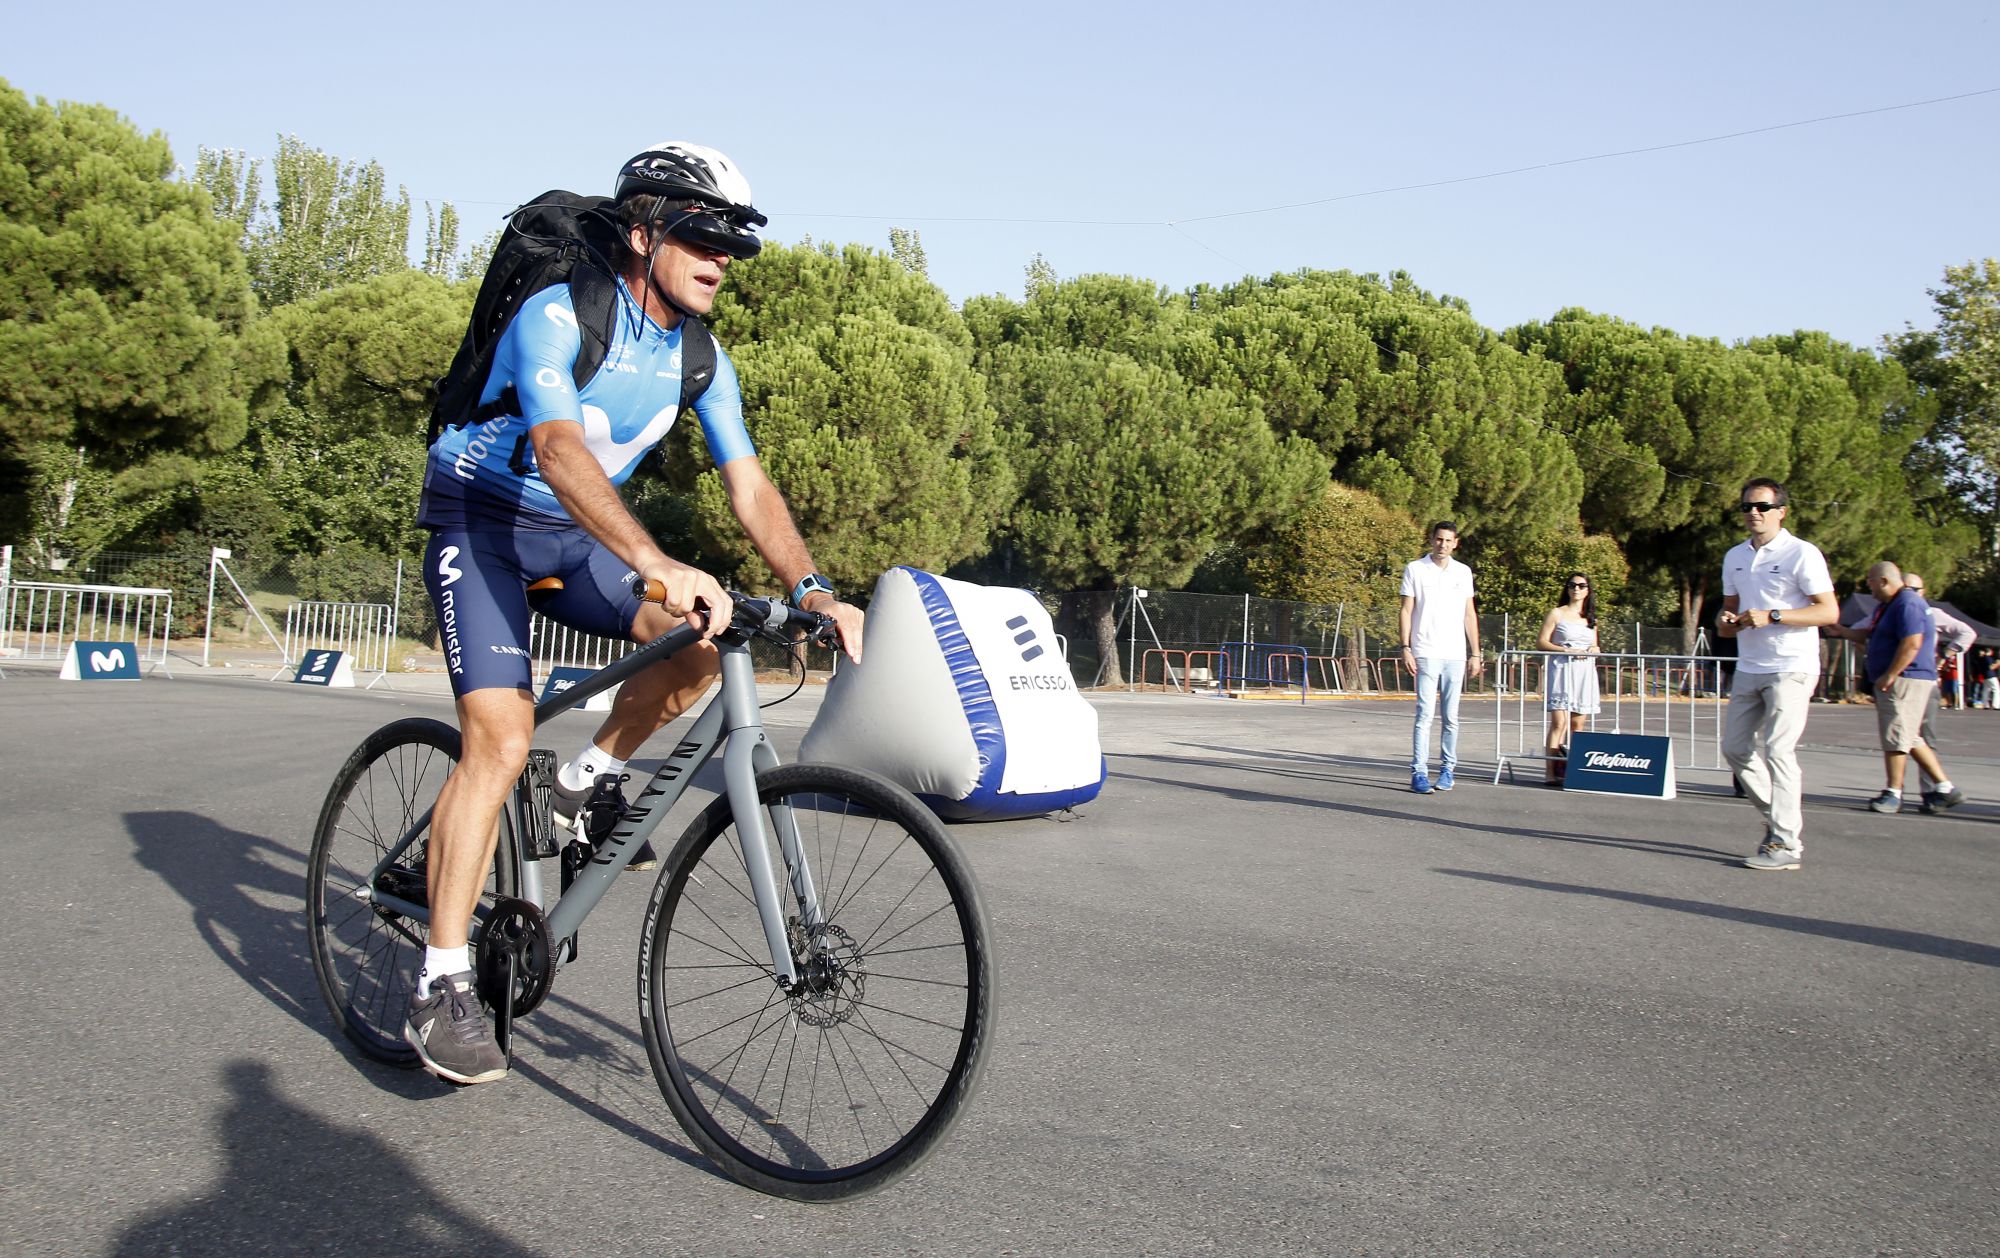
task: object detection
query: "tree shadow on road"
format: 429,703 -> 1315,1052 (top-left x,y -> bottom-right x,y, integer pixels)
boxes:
111,1059 -> 541,1256
1438,868 -> 2000,967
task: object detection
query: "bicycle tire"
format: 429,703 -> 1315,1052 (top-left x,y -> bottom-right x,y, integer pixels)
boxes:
638,763 -> 995,1200
306,717 -> 516,1064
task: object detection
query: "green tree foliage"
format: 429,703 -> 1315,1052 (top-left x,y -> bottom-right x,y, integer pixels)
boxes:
1890,258 -> 2000,533
422,202 -> 461,278
0,80 -> 283,559
886,227 -> 927,278
190,146 -> 260,242
245,136 -> 411,307
966,273 -> 1195,369
1243,481 -> 1423,608
687,308 -> 1016,595
1195,270 -> 1583,541
981,339 -> 1327,682
707,239 -> 966,350
267,269 -> 471,437
1023,253 -> 1057,300
1467,531 -> 1630,646
1508,311 -> 1965,643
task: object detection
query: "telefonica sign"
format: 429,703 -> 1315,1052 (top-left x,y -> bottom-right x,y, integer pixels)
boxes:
1565,733 -> 1676,799
1580,749 -> 1655,773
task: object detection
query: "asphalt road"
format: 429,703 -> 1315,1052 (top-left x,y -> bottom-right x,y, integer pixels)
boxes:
1,671 -> 1995,1256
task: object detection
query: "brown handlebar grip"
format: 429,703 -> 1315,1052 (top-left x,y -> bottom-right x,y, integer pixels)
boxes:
636,578 -> 668,605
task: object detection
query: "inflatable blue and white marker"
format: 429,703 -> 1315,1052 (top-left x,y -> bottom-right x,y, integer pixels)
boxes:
801,567 -> 1105,820
60,640 -> 142,681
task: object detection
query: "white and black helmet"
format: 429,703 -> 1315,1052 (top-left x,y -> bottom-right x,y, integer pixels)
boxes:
615,142 -> 767,259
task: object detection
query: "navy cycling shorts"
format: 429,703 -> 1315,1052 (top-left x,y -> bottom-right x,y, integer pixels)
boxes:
424,527 -> 640,696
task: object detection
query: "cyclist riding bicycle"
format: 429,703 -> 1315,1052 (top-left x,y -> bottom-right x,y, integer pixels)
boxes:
409,142 -> 864,1085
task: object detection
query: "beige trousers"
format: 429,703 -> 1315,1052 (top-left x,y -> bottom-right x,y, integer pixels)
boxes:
1723,670 -> 1816,852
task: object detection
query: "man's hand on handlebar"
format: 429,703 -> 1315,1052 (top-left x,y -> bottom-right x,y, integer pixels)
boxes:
636,562 -> 731,640
801,595 -> 864,665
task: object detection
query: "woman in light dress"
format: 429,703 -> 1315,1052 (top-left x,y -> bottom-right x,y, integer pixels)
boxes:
1535,572 -> 1601,786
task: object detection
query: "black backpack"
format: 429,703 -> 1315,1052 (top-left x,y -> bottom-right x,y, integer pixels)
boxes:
427,191 -> 717,450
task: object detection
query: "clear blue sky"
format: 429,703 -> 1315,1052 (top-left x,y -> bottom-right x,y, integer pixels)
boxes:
8,1 -> 1995,348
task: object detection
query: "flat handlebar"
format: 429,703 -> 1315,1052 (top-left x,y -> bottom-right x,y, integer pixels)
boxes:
632,582 -> 837,647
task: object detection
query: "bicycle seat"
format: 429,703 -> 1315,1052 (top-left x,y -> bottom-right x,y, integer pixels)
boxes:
528,578 -> 565,593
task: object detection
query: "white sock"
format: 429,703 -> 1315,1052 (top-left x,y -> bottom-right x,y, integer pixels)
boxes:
559,742 -> 627,792
1884,788 -> 1902,800
1936,780 -> 1954,794
418,945 -> 471,998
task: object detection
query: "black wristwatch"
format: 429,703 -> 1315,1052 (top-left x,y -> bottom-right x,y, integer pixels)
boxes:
789,573 -> 836,608
1771,609 -> 1784,624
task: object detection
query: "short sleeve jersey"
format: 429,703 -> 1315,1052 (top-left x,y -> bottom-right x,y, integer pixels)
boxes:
1868,589 -> 1938,682
419,281 -> 756,532
1400,556 -> 1475,661
1721,528 -> 1834,674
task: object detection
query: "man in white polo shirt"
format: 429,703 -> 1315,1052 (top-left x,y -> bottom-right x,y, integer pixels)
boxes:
1717,477 -> 1839,871
1399,520 -> 1483,794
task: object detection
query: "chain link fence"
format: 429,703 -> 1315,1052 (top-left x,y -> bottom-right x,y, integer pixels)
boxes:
1041,587 -> 1709,693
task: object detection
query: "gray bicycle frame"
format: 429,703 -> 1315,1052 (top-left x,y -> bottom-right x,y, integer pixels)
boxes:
364,618 -> 823,987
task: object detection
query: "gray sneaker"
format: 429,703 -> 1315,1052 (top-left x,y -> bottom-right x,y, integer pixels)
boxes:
405,971 -> 507,1084
1743,841 -> 1802,872
1919,787 -> 1966,815
1868,790 -> 1902,815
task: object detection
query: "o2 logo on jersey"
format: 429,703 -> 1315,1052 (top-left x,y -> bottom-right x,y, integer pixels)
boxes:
545,304 -> 579,331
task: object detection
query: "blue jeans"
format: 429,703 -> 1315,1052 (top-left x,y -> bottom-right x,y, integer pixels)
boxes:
1412,657 -> 1466,775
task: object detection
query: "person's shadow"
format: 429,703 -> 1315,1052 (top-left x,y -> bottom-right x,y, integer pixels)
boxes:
124,808 -> 719,1174
113,1060 -> 541,1255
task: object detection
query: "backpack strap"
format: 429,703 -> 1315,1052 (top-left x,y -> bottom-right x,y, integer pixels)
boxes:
462,264 -> 625,430
678,313 -> 717,414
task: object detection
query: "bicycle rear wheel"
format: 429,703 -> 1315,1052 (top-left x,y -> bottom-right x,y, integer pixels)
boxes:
307,717 -> 515,1064
639,764 -> 995,1200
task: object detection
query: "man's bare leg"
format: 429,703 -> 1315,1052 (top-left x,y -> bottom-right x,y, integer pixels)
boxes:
429,687 -> 536,948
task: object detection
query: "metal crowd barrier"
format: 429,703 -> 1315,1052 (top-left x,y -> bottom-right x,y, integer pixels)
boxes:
0,580 -> 175,676
1221,641 -> 1308,703
1494,648 -> 1729,783
279,601 -> 394,686
530,614 -> 635,677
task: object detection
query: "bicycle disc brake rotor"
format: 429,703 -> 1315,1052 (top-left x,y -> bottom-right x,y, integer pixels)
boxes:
785,919 -> 865,1027
477,897 -> 555,1018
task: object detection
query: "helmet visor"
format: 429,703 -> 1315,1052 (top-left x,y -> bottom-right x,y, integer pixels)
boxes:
659,206 -> 767,260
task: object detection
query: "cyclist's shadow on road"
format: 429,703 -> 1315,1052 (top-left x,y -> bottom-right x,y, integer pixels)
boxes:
123,808 -> 715,1173
112,1059 -> 539,1256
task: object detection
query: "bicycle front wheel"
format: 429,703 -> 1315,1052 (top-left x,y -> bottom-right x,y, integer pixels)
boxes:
306,717 -> 515,1064
639,764 -> 995,1200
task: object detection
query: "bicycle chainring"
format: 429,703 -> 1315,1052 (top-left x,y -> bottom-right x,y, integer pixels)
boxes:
477,897 -> 555,1019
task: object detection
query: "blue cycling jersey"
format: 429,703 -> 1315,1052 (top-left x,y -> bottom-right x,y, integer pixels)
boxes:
418,279 -> 755,531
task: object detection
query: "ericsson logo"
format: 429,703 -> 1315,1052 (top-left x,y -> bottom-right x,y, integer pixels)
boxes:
1006,615 -> 1045,663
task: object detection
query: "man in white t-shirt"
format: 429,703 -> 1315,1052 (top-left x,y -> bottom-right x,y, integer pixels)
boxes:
1717,478 -> 1840,871
1399,521 -> 1483,794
